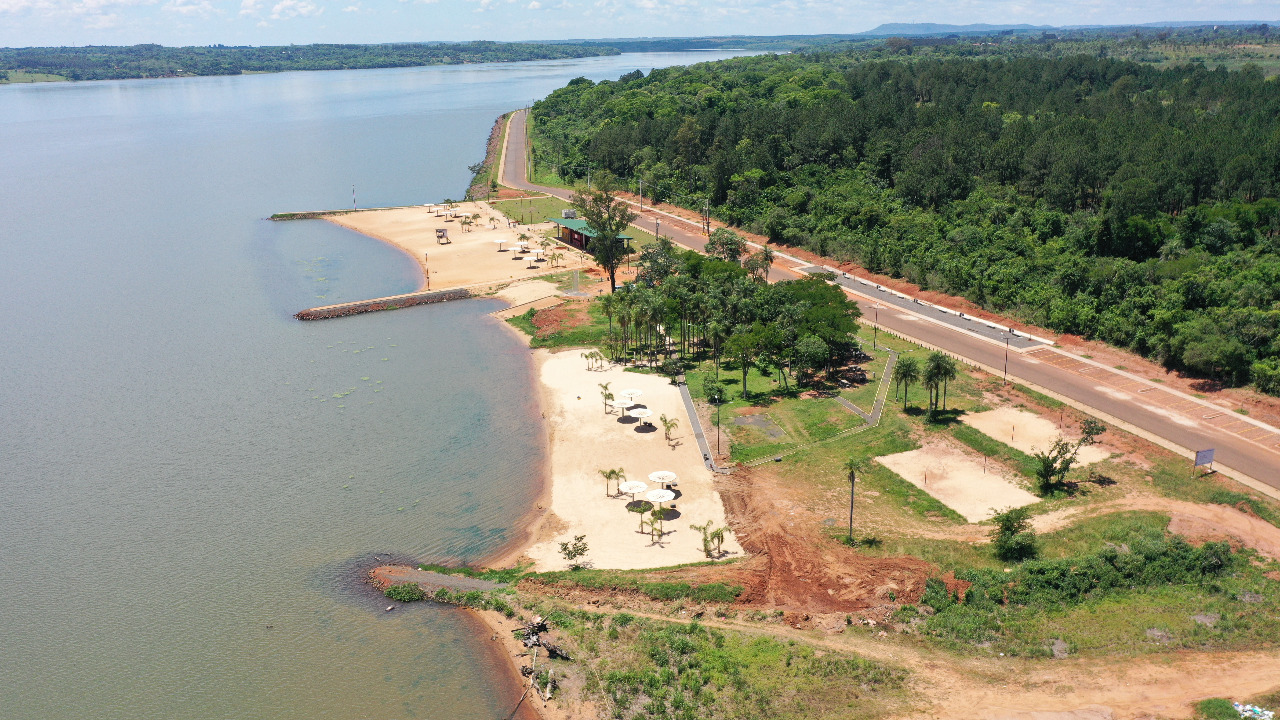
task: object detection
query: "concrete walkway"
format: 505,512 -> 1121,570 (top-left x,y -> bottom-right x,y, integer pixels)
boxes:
677,377 -> 731,473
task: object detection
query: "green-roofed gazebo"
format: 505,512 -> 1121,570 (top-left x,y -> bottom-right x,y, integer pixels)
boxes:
547,218 -> 632,249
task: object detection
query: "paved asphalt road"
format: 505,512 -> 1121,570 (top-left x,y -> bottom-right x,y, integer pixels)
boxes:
501,110 -> 1279,490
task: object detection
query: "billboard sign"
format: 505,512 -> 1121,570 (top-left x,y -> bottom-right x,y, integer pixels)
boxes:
1193,448 -> 1215,468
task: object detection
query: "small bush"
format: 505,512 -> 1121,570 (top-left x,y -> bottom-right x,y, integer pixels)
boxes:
384,583 -> 426,602
920,577 -> 955,613
1195,698 -> 1241,720
991,507 -> 1039,562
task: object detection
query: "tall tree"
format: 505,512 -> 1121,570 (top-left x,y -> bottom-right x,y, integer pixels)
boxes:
571,171 -> 637,293
705,228 -> 747,264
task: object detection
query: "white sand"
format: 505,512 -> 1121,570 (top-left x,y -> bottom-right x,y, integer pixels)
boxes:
524,350 -> 743,570
962,408 -> 1110,465
494,279 -> 560,307
325,202 -> 588,293
878,444 -> 1040,523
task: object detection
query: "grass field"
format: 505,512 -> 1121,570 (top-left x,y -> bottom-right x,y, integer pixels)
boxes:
491,195 -> 571,225
0,71 -> 66,83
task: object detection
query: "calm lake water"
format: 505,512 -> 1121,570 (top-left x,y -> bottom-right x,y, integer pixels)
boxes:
0,52 -> 750,720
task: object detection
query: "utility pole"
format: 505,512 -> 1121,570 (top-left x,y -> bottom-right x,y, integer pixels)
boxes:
352,184 -> 356,210
638,177 -> 643,211
1003,335 -> 1010,384
655,218 -> 660,243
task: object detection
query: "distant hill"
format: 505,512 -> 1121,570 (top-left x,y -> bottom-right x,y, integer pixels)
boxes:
857,23 -> 1052,37
858,20 -> 1276,37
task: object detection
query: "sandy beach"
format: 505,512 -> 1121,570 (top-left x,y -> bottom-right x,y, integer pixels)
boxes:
325,201 -> 590,293
511,349 -> 743,570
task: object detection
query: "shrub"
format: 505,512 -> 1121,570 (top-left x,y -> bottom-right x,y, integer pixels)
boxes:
1195,698 -> 1241,720
991,507 -> 1039,562
384,583 -> 425,602
1253,357 -> 1280,396
920,577 -> 955,613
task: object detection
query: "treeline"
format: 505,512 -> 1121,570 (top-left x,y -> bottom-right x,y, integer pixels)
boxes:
0,42 -> 619,81
530,51 -> 1280,393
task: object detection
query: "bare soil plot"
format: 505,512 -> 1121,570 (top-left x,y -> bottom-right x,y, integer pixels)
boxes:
878,443 -> 1040,522
963,407 -> 1111,465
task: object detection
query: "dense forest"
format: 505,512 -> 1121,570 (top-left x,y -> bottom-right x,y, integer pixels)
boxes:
0,42 -> 618,81
529,45 -> 1280,394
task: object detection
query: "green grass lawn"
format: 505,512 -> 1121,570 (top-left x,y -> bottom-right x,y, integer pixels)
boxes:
0,71 -> 66,83
491,195 -> 572,225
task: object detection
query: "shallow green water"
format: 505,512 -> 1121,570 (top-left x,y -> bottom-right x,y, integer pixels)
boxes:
0,52 -> 749,720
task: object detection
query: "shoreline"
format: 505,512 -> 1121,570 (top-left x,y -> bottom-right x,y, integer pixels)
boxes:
476,319 -> 558,572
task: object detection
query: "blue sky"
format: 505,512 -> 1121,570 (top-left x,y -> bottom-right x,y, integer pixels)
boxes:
0,0 -> 1274,48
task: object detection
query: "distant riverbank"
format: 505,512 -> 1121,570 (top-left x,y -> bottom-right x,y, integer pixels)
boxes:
0,41 -> 619,84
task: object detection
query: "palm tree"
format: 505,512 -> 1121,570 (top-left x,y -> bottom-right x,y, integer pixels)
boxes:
709,525 -> 730,556
843,458 -> 866,542
938,355 -> 958,410
599,381 -> 614,413
893,355 -> 921,411
598,468 -> 624,497
659,414 -> 679,443
758,245 -> 775,280
690,521 -> 714,558
600,293 -> 617,336
924,352 -> 946,411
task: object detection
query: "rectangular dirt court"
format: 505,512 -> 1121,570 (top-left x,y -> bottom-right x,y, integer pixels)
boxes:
878,443 -> 1040,523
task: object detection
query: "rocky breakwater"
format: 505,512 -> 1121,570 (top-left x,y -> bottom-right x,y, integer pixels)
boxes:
295,288 -> 471,320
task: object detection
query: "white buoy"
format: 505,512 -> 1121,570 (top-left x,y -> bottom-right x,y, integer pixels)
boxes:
385,606 -> 394,612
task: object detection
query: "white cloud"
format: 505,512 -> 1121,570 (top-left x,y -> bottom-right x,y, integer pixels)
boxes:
81,9 -> 117,24
238,0 -> 260,14
163,0 -> 215,15
526,0 -> 540,7
341,1 -> 356,9
269,0 -> 320,18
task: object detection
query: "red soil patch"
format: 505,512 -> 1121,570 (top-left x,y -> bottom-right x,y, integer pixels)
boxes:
367,565 -> 410,590
710,465 -> 934,613
531,300 -> 592,338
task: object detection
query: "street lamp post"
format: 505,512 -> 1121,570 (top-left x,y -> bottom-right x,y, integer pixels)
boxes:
872,304 -> 882,350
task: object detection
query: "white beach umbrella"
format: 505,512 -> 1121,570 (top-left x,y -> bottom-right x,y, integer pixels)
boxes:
612,398 -> 634,414
647,470 -> 676,487
492,238 -> 507,250
645,489 -> 675,505
618,389 -> 643,400
630,408 -> 654,422
618,480 -> 648,499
